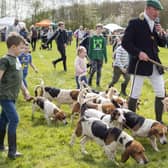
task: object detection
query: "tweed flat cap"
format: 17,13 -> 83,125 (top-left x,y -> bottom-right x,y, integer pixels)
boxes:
147,0 -> 163,10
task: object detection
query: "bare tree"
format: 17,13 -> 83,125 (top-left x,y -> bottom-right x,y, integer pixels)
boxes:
0,0 -> 6,17
31,0 -> 42,23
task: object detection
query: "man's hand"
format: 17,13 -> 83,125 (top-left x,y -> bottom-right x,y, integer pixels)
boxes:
138,51 -> 149,61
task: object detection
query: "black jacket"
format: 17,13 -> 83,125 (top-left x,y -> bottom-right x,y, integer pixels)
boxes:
122,16 -> 166,76
47,28 -> 67,47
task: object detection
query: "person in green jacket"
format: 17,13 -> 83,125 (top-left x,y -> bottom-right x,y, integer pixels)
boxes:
88,23 -> 107,87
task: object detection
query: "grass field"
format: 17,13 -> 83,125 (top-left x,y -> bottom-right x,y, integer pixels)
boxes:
0,39 -> 168,168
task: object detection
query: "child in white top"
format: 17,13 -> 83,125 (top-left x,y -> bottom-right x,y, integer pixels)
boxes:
74,46 -> 87,88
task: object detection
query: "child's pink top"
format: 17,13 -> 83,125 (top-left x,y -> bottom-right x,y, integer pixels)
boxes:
74,56 -> 87,76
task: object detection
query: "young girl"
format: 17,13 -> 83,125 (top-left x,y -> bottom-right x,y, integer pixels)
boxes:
18,42 -> 38,87
74,46 -> 87,89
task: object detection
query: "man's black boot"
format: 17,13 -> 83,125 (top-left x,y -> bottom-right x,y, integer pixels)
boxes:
128,97 -> 138,112
155,97 -> 164,123
120,83 -> 127,96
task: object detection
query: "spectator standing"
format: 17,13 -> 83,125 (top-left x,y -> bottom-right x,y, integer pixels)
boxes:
6,19 -> 21,39
122,0 -> 166,123
79,29 -> 91,55
0,27 -> 6,41
74,46 -> 87,89
88,23 -> 107,87
18,42 -> 38,88
47,26 -> 54,50
30,25 -> 38,51
19,27 -> 28,41
108,37 -> 130,96
46,21 -> 68,71
166,29 -> 168,48
74,26 -> 85,48
67,28 -> 73,45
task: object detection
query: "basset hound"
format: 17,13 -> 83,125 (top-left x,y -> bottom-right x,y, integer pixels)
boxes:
30,96 -> 68,125
70,116 -> 148,165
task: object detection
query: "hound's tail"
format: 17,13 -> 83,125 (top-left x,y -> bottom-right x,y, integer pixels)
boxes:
34,79 -> 45,97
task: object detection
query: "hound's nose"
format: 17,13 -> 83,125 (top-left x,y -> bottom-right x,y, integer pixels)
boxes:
163,141 -> 167,145
144,160 -> 149,164
122,118 -> 126,123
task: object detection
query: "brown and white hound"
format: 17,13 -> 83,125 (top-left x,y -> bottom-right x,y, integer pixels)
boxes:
70,116 -> 148,165
30,96 -> 68,125
34,85 -> 80,107
122,109 -> 167,151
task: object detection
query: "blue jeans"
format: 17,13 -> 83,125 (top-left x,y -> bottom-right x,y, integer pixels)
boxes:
0,100 -> 19,135
75,76 -> 87,89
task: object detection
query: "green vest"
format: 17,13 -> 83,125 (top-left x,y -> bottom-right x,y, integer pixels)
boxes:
0,55 -> 22,100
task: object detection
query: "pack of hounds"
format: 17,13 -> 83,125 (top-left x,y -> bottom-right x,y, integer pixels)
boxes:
28,79 -> 168,165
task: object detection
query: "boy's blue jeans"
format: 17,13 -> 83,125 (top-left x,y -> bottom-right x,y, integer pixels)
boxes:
0,100 -> 19,135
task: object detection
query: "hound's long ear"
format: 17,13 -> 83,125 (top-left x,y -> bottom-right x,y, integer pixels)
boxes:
75,120 -> 83,137
110,109 -> 118,121
121,146 -> 131,162
106,107 -> 112,114
70,90 -> 79,100
148,127 -> 158,137
72,102 -> 80,113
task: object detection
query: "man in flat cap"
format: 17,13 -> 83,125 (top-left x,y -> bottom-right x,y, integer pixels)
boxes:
122,0 -> 166,123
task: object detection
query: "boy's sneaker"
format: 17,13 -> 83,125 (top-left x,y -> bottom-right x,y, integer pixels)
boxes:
8,151 -> 23,159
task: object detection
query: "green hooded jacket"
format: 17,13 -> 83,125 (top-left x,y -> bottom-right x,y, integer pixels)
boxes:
88,35 -> 107,62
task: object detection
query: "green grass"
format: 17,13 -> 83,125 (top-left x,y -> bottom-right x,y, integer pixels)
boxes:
0,39 -> 168,168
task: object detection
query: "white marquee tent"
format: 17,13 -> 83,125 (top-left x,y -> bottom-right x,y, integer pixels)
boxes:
0,17 -> 16,26
0,16 -> 25,28
103,23 -> 124,32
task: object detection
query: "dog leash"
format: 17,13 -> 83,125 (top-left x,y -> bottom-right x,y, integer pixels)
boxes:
148,58 -> 168,71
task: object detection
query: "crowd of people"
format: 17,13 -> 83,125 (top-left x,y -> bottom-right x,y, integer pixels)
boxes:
0,0 -> 168,160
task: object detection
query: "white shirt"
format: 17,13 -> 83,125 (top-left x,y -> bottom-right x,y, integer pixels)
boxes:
144,12 -> 155,32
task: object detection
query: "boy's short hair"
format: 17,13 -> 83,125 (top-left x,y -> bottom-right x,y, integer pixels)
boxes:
6,32 -> 25,49
96,23 -> 103,29
58,21 -> 64,27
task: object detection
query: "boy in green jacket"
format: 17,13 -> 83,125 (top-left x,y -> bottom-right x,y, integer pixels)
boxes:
88,23 -> 107,87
